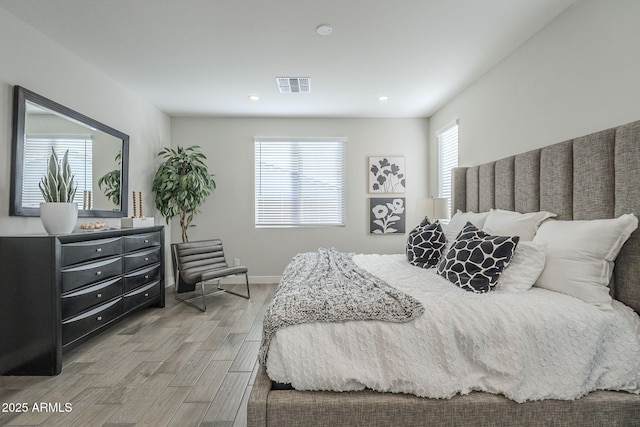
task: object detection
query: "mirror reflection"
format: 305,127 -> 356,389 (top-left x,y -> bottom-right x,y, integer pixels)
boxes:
11,86 -> 129,217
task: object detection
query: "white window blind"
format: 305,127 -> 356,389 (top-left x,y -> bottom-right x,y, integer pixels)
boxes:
438,123 -> 458,218
255,138 -> 346,227
22,135 -> 93,208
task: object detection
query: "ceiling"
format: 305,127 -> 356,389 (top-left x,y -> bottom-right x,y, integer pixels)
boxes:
0,0 -> 576,118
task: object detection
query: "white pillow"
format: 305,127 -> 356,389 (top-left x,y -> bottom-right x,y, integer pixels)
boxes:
483,209 -> 556,241
443,210 -> 490,239
533,213 -> 638,308
442,210 -> 490,253
495,241 -> 547,292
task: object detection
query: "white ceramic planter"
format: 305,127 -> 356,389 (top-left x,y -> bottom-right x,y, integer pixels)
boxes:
39,202 -> 78,234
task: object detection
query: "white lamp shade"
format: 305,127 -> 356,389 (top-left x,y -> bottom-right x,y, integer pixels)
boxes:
416,197 -> 450,221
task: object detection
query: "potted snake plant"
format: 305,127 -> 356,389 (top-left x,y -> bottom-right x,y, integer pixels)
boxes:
39,148 -> 78,234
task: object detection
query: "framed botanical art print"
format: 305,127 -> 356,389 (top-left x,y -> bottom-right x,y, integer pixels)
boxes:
368,156 -> 406,193
369,197 -> 406,234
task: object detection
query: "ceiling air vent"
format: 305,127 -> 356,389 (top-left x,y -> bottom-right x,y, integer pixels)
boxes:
276,77 -> 311,93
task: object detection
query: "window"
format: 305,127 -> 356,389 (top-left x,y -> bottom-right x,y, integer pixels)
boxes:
437,122 -> 458,218
21,135 -> 93,208
255,138 -> 346,227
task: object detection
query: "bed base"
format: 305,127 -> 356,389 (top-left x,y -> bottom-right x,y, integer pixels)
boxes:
248,367 -> 639,427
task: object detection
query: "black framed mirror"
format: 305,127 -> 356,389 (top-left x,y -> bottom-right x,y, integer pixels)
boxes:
10,86 -> 129,218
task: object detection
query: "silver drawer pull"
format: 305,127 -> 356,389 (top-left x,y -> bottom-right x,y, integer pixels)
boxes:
144,275 -> 149,279
96,316 -> 103,321
144,293 -> 149,297
144,239 -> 149,243
96,293 -> 102,298
144,257 -> 149,261
96,271 -> 102,276
96,248 -> 102,253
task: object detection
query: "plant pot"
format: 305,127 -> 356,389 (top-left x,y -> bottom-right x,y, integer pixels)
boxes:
39,202 -> 78,235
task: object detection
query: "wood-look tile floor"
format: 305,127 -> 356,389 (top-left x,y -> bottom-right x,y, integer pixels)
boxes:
0,282 -> 276,427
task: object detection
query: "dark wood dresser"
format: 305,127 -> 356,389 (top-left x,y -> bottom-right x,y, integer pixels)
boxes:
0,226 -> 165,375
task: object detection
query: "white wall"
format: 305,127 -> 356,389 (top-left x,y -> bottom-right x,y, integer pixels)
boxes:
13,0 -> 631,282
0,7 -> 428,285
0,8 -> 170,235
170,117 -> 428,280
428,0 -> 640,194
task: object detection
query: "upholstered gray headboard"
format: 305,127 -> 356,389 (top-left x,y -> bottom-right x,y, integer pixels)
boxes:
451,119 -> 640,314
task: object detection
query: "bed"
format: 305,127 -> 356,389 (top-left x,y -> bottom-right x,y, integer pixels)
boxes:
248,119 -> 640,427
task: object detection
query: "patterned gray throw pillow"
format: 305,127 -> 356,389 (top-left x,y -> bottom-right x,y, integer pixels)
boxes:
437,222 -> 519,293
406,217 -> 446,268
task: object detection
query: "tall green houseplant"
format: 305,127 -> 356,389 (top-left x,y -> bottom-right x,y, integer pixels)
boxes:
152,145 -> 216,242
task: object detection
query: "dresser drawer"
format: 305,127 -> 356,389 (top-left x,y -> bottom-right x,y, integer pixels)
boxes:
123,263 -> 161,293
62,297 -> 122,346
62,237 -> 122,267
124,232 -> 161,253
62,277 -> 123,319
123,281 -> 160,313
62,256 -> 123,293
124,248 -> 161,273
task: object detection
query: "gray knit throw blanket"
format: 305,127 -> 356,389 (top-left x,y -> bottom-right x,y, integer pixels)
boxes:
258,248 -> 425,366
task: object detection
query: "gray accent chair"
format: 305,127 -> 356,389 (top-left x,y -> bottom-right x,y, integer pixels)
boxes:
172,239 -> 250,311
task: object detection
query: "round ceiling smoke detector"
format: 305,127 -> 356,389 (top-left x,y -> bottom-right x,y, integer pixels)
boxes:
316,24 -> 333,36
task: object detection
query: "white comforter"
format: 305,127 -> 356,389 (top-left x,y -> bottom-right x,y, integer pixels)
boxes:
266,254 -> 640,402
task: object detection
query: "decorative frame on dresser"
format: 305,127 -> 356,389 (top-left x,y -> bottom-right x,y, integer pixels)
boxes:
0,226 -> 165,376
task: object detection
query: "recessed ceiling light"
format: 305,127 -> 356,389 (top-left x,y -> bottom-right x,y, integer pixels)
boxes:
378,95 -> 390,102
248,94 -> 260,101
316,24 -> 333,36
